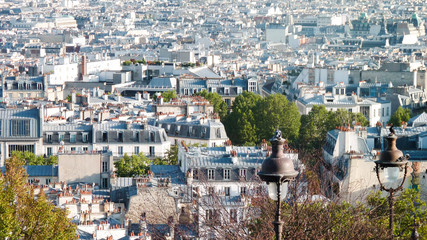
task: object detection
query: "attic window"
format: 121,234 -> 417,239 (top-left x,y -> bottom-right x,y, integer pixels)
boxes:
103,132 -> 108,142
216,128 -> 221,138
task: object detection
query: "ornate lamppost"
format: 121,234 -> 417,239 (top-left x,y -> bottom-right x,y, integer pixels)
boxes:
375,127 -> 410,239
258,130 -> 298,240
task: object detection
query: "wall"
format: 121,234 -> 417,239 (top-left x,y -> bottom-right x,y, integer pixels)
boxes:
58,154 -> 106,185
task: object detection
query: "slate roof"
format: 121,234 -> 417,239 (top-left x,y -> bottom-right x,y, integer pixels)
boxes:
25,165 -> 58,177
43,123 -> 92,132
189,66 -> 222,78
150,165 -> 185,184
409,112 -> 427,127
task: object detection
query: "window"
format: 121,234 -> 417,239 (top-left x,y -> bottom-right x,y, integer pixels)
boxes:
386,107 -> 389,116
47,134 -> 52,143
83,147 -> 88,152
230,209 -> 237,222
192,169 -> 199,180
208,169 -> 215,180
224,169 -> 230,180
102,178 -> 108,188
103,146 -> 109,152
134,132 -> 139,142
46,178 -> 51,185
118,132 -> 123,142
208,187 -> 215,195
134,146 -> 140,154
240,186 -> 247,195
82,133 -> 88,143
71,147 -> 76,152
216,128 -> 221,138
59,133 -> 65,142
102,161 -> 108,172
103,132 -> 108,142
149,146 -> 155,156
8,145 -> 34,157
225,187 -> 230,196
118,146 -> 123,155
10,120 -> 30,136
70,133 -> 76,143
239,169 -> 246,178
47,147 -> 52,156
382,108 -> 384,117
150,132 -> 155,142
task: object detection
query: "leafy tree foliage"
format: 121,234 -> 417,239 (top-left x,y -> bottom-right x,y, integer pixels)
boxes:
163,144 -> 178,165
0,155 -> 76,239
388,106 -> 411,127
152,145 -> 179,165
299,107 -> 369,152
223,93 -> 301,146
195,90 -> 228,119
367,189 -> 427,238
161,90 -> 177,102
223,92 -> 261,145
12,151 -> 58,165
114,153 -> 151,177
254,94 -> 301,145
122,60 -> 132,66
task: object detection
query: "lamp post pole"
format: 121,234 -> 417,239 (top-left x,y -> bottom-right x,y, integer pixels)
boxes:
274,182 -> 283,240
375,129 -> 410,239
257,130 -> 298,240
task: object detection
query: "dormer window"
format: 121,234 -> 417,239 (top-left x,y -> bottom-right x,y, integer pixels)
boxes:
208,169 -> 215,180
240,169 -> 246,178
224,169 -> 230,180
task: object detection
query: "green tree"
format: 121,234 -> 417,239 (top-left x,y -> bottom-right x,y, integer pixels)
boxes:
223,91 -> 262,145
328,109 -> 369,128
114,153 -> 151,177
195,90 -> 228,119
163,144 -> 178,165
299,105 -> 331,151
0,155 -> 76,239
389,107 -> 411,127
122,60 -> 132,66
161,90 -> 177,102
254,94 -> 301,145
152,145 -> 179,165
367,189 -> 427,238
299,107 -> 369,152
12,151 -> 58,165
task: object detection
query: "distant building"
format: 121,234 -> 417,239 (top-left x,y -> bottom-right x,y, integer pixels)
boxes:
178,77 -> 258,106
322,123 -> 427,202
43,122 -> 170,158
296,83 -> 392,127
0,108 -> 43,167
2,75 -> 47,101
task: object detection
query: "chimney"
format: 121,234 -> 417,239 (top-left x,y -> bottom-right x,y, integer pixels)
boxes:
157,96 -> 163,105
103,93 -> 108,100
136,92 -> 141,101
81,55 -> 87,79
71,90 -> 76,103
186,170 -> 193,185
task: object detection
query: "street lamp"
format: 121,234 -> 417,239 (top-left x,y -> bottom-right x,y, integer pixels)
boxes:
375,132 -> 410,239
258,130 -> 298,240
